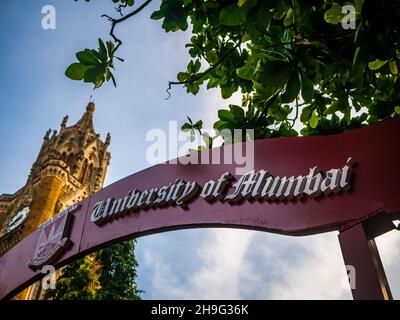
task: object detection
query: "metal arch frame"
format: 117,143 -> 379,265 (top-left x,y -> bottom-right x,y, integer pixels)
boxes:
1,118 -> 400,300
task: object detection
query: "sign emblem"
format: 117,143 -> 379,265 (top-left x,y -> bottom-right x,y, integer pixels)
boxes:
27,203 -> 80,270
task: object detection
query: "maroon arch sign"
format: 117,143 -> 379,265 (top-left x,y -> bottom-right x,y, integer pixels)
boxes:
1,118 -> 400,300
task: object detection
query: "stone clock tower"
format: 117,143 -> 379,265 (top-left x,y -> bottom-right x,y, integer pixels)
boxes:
0,102 -> 110,298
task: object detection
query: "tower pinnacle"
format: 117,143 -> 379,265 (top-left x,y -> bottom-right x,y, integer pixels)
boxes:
74,102 -> 95,131
86,101 -> 95,113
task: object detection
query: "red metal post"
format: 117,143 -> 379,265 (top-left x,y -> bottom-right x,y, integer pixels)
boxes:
338,223 -> 392,300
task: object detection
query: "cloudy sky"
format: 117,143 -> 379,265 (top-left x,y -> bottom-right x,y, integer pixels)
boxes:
0,1 -> 398,299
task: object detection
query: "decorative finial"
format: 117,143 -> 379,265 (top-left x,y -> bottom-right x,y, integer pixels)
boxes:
61,115 -> 68,128
105,132 -> 111,145
87,101 -> 95,113
44,128 -> 51,140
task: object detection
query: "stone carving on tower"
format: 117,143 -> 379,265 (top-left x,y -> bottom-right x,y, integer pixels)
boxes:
0,102 -> 110,257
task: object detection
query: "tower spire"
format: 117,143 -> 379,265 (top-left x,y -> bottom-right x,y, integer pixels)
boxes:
61,115 -> 68,129
74,102 -> 95,131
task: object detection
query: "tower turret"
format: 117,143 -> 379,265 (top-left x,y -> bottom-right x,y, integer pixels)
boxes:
0,102 -> 110,255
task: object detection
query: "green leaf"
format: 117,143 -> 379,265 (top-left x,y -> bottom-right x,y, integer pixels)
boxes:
207,77 -> 221,89
324,3 -> 343,25
324,100 -> 339,115
221,83 -> 237,99
269,105 -> 291,121
219,1 -> 255,26
193,120 -> 203,130
230,104 -> 245,120
237,54 -> 264,81
218,109 -> 235,122
237,62 -> 257,80
98,38 -> 108,62
273,1 -> 288,20
300,72 -> 313,103
281,71 -> 301,103
258,60 -> 291,88
206,52 -> 219,65
177,72 -> 188,82
186,82 -> 200,95
106,41 -> 115,57
257,3 -> 272,31
65,63 -> 88,80
389,60 -> 398,75
84,65 -> 106,84
395,106 -> 400,115
283,8 -> 294,26
76,49 -> 99,66
188,60 -> 201,73
300,106 -> 313,122
156,1 -> 189,32
309,110 -> 319,128
368,59 -> 388,70
150,10 -> 164,20
213,120 -> 225,131
181,123 -> 192,131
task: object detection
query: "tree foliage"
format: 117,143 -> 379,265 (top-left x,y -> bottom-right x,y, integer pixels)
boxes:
96,240 -> 142,300
44,240 -> 141,300
68,0 -> 400,140
44,256 -> 98,300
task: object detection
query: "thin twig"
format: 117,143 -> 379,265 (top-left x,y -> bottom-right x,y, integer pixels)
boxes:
165,41 -> 242,99
101,0 -> 153,54
254,88 -> 283,127
116,3 -> 128,16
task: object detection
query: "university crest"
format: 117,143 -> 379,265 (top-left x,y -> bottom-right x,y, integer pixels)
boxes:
27,203 -> 80,270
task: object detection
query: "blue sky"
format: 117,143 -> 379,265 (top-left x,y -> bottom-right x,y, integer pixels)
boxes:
0,0 -> 399,299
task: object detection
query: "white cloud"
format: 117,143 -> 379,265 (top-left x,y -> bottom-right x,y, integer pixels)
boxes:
140,229 -> 254,299
138,229 -> 354,299
265,233 -> 352,299
138,226 -> 400,300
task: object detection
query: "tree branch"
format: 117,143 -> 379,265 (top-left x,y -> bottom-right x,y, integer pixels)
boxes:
102,0 -> 153,54
290,97 -> 299,128
165,41 -> 242,99
252,88 -> 283,128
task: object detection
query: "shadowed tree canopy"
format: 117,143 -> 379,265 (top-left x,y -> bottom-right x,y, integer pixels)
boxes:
68,0 -> 400,141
